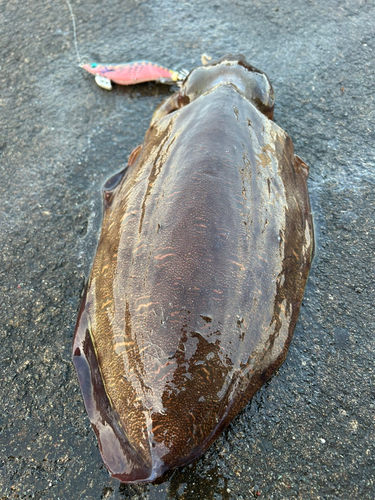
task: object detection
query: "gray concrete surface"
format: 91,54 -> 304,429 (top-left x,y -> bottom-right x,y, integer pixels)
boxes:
1,0 -> 374,498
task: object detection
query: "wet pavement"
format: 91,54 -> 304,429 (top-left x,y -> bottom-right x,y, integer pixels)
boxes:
1,0 -> 374,498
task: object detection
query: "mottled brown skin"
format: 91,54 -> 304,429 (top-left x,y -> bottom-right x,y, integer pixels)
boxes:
73,55 -> 314,483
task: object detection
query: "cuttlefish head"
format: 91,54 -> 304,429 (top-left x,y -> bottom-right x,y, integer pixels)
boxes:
181,54 -> 275,120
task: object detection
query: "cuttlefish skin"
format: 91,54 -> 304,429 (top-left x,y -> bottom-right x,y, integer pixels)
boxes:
72,55 -> 314,483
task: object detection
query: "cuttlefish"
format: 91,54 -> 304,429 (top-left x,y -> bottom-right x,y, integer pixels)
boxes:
73,54 -> 314,483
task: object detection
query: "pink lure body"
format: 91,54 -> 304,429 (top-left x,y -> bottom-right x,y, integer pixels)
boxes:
81,61 -> 179,85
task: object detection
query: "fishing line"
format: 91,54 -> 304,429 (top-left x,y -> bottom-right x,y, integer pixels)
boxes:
62,0 -> 188,88
64,0 -> 81,64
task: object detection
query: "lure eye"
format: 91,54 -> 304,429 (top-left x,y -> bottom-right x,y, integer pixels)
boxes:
91,63 -> 97,68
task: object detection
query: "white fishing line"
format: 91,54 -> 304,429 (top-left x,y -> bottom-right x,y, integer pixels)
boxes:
65,0 -> 81,64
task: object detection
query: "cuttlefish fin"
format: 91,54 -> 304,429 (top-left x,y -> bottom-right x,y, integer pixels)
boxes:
128,145 -> 142,166
294,155 -> 310,179
102,145 -> 143,209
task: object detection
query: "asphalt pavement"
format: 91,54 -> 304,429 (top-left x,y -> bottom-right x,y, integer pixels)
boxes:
0,0 -> 374,498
